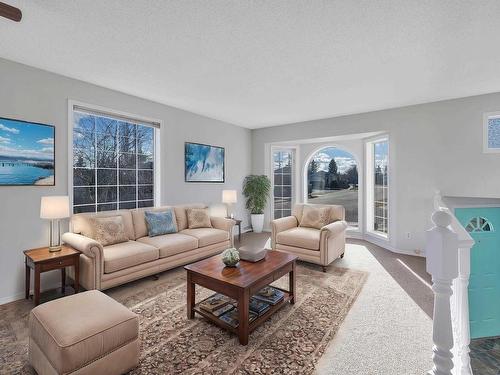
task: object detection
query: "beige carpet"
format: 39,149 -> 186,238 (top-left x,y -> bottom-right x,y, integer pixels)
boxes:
3,262 -> 366,374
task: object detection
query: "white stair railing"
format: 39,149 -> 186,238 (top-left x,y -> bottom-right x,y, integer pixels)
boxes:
426,193 -> 475,375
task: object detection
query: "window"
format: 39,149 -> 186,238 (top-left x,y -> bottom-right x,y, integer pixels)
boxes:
465,217 -> 494,233
366,139 -> 389,236
305,147 -> 358,227
71,105 -> 158,214
484,113 -> 500,153
273,149 -> 293,219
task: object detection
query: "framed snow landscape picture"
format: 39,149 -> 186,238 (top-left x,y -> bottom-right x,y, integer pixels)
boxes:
0,117 -> 55,186
185,142 -> 225,183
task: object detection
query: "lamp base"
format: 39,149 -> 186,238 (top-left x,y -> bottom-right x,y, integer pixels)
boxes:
49,245 -> 62,252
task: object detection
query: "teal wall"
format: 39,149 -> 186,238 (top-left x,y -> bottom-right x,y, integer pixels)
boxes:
455,207 -> 500,339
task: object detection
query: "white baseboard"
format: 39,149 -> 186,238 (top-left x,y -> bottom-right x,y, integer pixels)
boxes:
363,234 -> 424,257
0,280 -> 62,306
0,291 -> 26,305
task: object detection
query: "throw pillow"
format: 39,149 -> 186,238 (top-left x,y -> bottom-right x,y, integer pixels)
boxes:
144,209 -> 178,237
88,216 -> 129,246
187,208 -> 212,229
299,206 -> 331,229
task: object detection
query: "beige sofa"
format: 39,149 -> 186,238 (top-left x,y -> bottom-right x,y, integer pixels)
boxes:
62,204 -> 234,291
271,203 -> 347,271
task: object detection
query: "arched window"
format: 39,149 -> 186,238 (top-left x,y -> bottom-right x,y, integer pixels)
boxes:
465,217 -> 494,233
306,147 -> 358,226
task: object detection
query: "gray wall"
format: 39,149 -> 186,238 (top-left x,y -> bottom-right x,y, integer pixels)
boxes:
0,58 -> 251,303
253,93 -> 500,252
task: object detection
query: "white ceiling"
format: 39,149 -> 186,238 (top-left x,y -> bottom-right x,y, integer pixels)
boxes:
1,1 -> 500,129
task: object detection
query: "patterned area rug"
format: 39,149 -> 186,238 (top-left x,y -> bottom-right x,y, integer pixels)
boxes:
2,263 -> 366,374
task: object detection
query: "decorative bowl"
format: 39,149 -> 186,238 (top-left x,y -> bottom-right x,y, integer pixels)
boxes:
221,247 -> 240,267
238,246 -> 267,262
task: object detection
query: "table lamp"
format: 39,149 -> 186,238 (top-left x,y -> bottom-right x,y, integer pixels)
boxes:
40,196 -> 70,252
222,190 -> 237,219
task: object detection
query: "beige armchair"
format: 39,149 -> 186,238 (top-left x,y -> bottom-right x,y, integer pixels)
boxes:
271,203 -> 348,271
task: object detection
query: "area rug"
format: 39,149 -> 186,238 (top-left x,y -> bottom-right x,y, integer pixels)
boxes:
3,263 -> 366,374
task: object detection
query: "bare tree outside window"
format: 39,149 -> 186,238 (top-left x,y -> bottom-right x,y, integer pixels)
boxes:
72,110 -> 155,213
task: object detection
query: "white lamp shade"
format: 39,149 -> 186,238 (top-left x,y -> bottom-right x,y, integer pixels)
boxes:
40,196 -> 70,219
222,190 -> 237,204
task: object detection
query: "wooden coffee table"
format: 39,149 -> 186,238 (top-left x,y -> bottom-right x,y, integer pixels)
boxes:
185,251 -> 297,345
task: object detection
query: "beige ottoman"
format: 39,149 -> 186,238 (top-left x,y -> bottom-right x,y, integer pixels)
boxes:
29,290 -> 139,375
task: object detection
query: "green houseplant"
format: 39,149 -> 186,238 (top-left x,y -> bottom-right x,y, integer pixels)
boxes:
242,175 -> 271,233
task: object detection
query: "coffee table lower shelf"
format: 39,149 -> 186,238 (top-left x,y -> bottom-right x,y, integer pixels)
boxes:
193,288 -> 292,335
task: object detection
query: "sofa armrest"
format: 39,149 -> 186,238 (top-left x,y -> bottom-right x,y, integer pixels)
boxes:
271,216 -> 298,249
321,220 -> 348,237
62,232 -> 103,259
62,232 -> 104,290
210,217 -> 236,246
211,217 -> 235,232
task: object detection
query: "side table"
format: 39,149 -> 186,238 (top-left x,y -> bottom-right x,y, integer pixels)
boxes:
24,245 -> 80,305
227,217 -> 242,243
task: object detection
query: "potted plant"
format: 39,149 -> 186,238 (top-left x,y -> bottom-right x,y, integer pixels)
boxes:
242,175 -> 271,233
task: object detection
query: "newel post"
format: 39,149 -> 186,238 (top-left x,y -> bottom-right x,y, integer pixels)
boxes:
426,210 -> 459,375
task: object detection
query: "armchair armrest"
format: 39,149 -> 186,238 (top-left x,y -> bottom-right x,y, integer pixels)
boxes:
62,232 -> 103,259
321,220 -> 348,237
271,216 -> 298,249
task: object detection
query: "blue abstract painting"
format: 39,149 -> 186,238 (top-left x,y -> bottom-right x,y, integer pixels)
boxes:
0,117 -> 55,186
185,142 -> 225,182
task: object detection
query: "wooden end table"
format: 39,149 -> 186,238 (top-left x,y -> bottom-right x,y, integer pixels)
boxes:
185,251 -> 297,345
227,217 -> 242,243
24,245 -> 80,305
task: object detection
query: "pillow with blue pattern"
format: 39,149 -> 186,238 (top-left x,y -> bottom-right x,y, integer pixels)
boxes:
144,209 -> 178,237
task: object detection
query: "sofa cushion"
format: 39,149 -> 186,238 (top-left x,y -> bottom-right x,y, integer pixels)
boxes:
276,227 -> 321,250
144,209 -> 178,236
137,233 -> 198,258
174,204 -> 206,231
180,228 -> 229,247
131,206 -> 173,239
187,207 -> 212,229
72,210 -> 135,240
29,290 -> 138,374
88,216 -> 129,246
103,240 -> 159,273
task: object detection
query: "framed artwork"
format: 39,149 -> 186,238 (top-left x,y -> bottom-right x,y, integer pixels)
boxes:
0,117 -> 55,186
185,142 -> 225,183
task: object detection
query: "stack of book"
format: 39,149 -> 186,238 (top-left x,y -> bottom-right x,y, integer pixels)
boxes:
199,293 -> 235,317
253,286 -> 285,305
249,297 -> 270,316
220,309 -> 258,328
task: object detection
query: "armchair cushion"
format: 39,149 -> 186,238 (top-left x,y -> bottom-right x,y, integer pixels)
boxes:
276,227 -> 321,251
299,206 -> 331,229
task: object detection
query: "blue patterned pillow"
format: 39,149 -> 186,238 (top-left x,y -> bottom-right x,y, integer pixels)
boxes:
144,209 -> 178,237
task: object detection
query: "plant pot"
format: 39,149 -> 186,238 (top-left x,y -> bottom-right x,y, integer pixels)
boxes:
251,214 -> 265,233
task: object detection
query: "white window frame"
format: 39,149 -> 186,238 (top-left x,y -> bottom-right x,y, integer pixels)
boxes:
365,136 -> 389,239
270,146 -> 297,220
67,100 -> 162,213
483,111 -> 500,153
